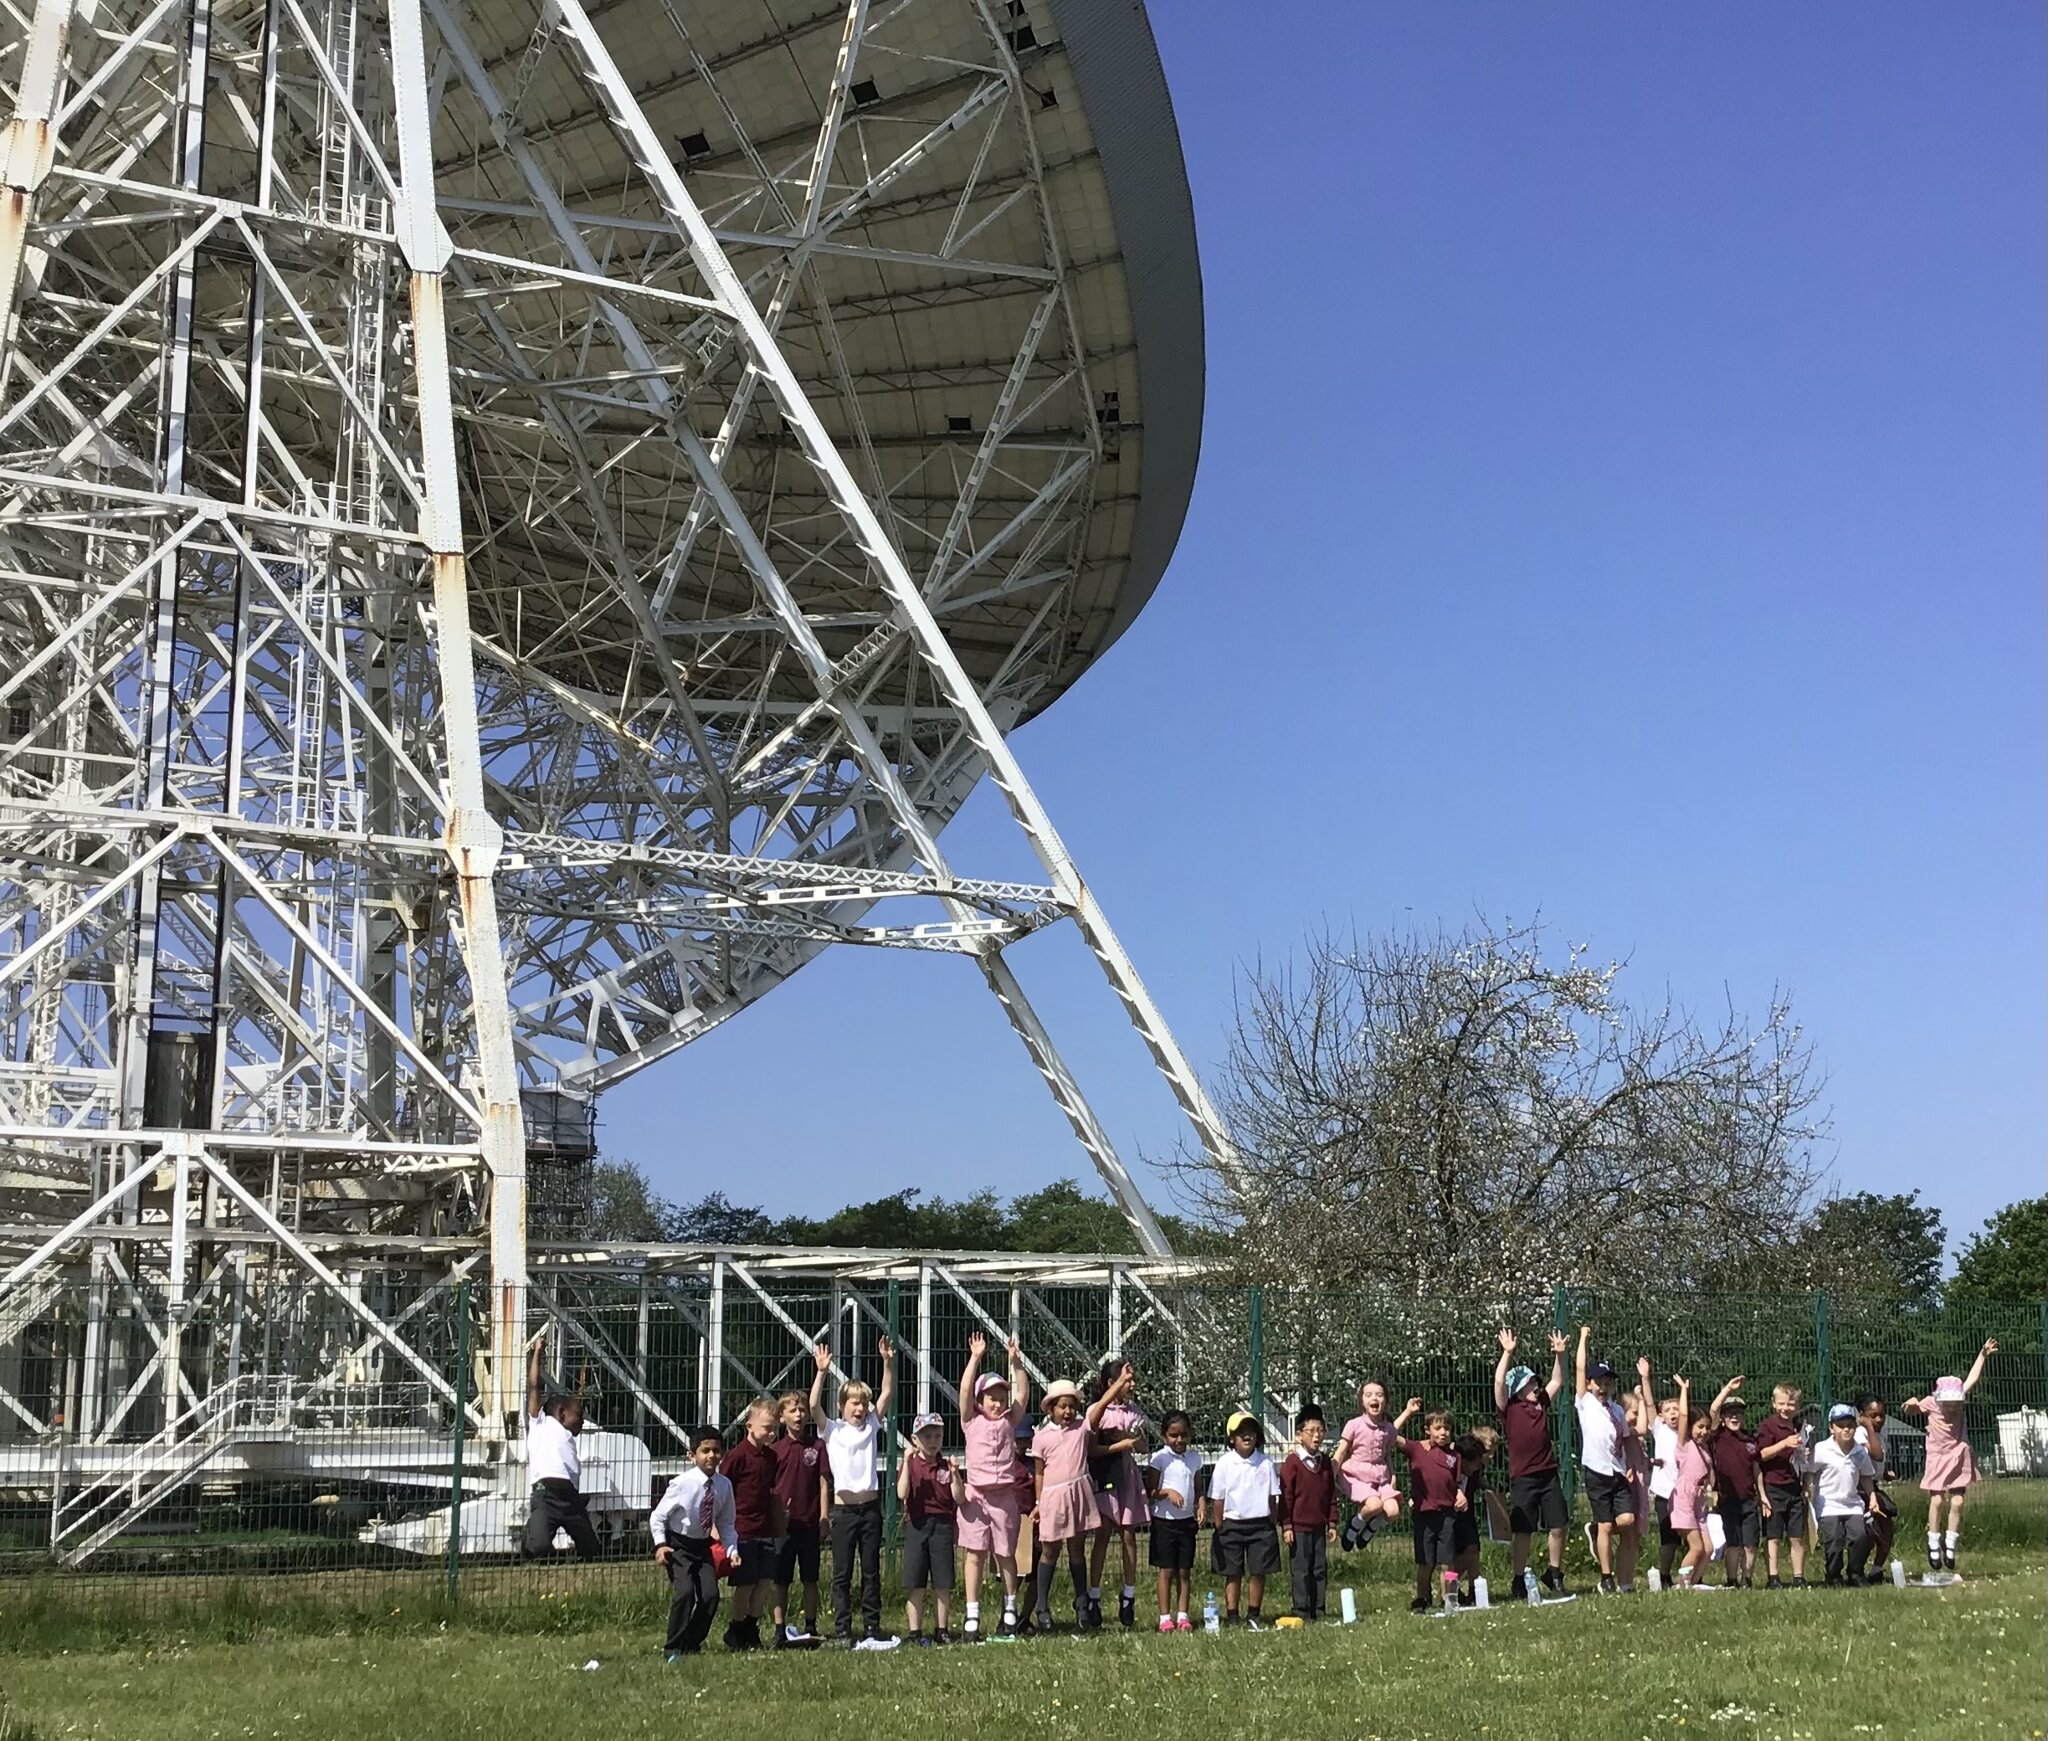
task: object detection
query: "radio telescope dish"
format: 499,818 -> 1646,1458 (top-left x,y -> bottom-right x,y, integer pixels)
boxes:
0,0 -> 1231,1416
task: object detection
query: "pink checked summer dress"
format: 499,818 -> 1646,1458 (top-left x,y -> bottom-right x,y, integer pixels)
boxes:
1095,1399 -> 1150,1529
1670,1438 -> 1711,1533
959,1409 -> 1022,1554
1919,1400 -> 1977,1494
1338,1409 -> 1399,1504
1032,1416 -> 1096,1543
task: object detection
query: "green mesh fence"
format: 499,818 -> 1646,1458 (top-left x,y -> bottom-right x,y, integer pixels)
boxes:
0,1269 -> 2039,1624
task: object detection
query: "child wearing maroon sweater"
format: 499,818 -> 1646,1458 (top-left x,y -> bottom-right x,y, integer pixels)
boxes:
1396,1402 -> 1470,1613
718,1399 -> 786,1651
769,1392 -> 826,1645
1278,1405 -> 1340,1620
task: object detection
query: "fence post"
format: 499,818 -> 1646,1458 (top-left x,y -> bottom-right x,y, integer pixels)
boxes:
448,1277 -> 469,1609
884,1279 -> 901,1572
1248,1286 -> 1265,1433
1551,1283 -> 1573,1510
1813,1292 -> 1831,1407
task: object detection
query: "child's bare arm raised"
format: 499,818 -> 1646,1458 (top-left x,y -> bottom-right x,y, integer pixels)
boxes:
1962,1339 -> 1997,1396
1544,1330 -> 1569,1401
1391,1396 -> 1423,1439
1574,1324 -> 1591,1397
1635,1356 -> 1655,1420
1493,1328 -> 1517,1410
960,1331 -> 986,1411
807,1342 -> 831,1420
1086,1361 -> 1135,1431
875,1335 -> 895,1418
1006,1335 -> 1030,1419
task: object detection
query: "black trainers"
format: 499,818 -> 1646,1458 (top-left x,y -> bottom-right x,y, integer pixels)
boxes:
1080,1595 -> 1103,1631
1789,1576 -> 1808,1589
1541,1566 -> 1566,1596
1012,1610 -> 1034,1637
1118,1591 -> 1136,1628
1408,1595 -> 1430,1613
1598,1574 -> 1618,1595
1765,1576 -> 1784,1590
933,1628 -> 952,1646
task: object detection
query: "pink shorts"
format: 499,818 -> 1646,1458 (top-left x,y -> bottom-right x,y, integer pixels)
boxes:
1345,1479 -> 1400,1506
957,1484 -> 1021,1556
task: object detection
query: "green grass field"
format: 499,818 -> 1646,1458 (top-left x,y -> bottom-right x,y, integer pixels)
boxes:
3,1484 -> 2041,1741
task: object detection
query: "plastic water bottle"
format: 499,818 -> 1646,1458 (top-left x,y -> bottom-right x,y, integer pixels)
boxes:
1473,1575 -> 1490,1609
1889,1559 -> 1906,1588
1339,1587 -> 1356,1624
1647,1566 -> 1662,1593
1202,1591 -> 1220,1633
1525,1569 -> 1542,1606
1441,1569 -> 1459,1609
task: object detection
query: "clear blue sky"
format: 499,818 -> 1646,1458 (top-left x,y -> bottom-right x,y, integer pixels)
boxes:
606,2 -> 2046,1255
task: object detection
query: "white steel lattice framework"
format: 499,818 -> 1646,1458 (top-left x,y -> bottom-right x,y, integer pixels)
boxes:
0,0 -> 1232,1440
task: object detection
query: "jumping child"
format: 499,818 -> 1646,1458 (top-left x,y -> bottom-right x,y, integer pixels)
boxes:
650,1425 -> 738,1660
1904,1337 -> 1997,1572
1493,1326 -> 1570,1596
1087,1354 -> 1151,1629
957,1331 -> 1031,1639
808,1337 -> 898,1648
896,1410 -> 963,1642
1031,1373 -> 1128,1629
1278,1404 -> 1339,1620
1145,1409 -> 1201,1632
1334,1380 -> 1402,1551
1205,1408 -> 1282,1627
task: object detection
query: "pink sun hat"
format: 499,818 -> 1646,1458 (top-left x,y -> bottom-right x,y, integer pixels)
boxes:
1931,1376 -> 1966,1403
974,1372 -> 1010,1397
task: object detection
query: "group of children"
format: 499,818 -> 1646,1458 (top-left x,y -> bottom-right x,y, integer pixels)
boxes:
639,1326 -> 2002,1654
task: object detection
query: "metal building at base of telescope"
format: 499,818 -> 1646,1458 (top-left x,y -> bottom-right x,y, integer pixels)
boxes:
0,0 -> 1231,1559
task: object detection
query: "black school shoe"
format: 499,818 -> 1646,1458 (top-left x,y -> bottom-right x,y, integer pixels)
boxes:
1926,1542 -> 1941,1570
1765,1576 -> 1784,1590
1081,1595 -> 1103,1631
1408,1595 -> 1430,1614
1942,1543 -> 1956,1571
1118,1591 -> 1136,1628
1789,1577 -> 1808,1589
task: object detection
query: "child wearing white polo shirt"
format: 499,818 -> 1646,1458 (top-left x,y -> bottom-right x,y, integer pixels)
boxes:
1204,1410 -> 1280,1628
808,1337 -> 898,1648
1810,1403 -> 1880,1586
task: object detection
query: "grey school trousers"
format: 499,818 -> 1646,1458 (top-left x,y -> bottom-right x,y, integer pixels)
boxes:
1819,1513 -> 1871,1583
1289,1529 -> 1328,1618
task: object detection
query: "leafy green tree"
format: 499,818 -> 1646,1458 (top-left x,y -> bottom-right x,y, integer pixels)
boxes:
584,1160 -> 673,1241
1796,1190 -> 1946,1302
1948,1197 -> 2047,1302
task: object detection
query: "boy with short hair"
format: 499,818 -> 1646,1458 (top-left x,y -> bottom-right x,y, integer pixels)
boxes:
1755,1383 -> 1810,1589
1810,1403 -> 1880,1586
808,1337 -> 898,1648
1204,1410 -> 1281,1627
1395,1401 -> 1468,1612
1709,1386 -> 1761,1588
769,1390 -> 825,1646
717,1397 -> 785,1650
522,1343 -> 599,1560
1278,1404 -> 1339,1620
650,1425 -> 738,1660
1574,1325 -> 1639,1595
1493,1326 -> 1570,1597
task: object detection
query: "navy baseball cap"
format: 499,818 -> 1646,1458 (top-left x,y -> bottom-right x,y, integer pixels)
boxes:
1587,1361 -> 1616,1382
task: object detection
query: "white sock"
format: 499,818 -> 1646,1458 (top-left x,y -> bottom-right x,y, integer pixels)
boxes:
1176,1609 -> 1188,1621
1121,1584 -> 1136,1600
1944,1531 -> 1958,1550
1001,1594 -> 1015,1615
1927,1530 -> 1940,1551
964,1601 -> 979,1620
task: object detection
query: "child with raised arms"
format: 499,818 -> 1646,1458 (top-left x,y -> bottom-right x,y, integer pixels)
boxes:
1709,1386 -> 1761,1588
808,1337 -> 897,1648
1493,1326 -> 1570,1596
1672,1376 -> 1741,1588
1205,1407 -> 1282,1627
1030,1369 -> 1129,1629
1145,1409 -> 1201,1632
956,1330 -> 1030,1638
1574,1326 -> 1639,1595
1904,1337 -> 1996,1573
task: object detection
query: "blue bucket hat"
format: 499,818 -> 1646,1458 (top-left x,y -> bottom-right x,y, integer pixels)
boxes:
1505,1365 -> 1537,1399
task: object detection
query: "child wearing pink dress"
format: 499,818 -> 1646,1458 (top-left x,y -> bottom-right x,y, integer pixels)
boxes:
1904,1338 -> 1996,1573
1335,1381 -> 1407,1549
956,1332 -> 1030,1638
1030,1369 -> 1132,1628
1086,1355 -> 1150,1629
1672,1375 -> 1740,1588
